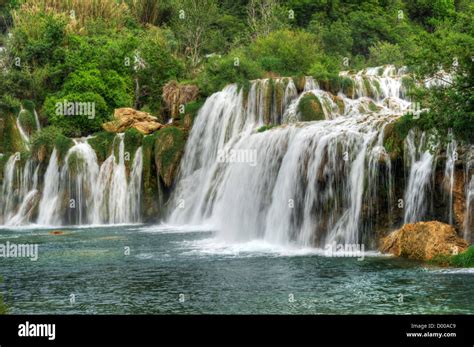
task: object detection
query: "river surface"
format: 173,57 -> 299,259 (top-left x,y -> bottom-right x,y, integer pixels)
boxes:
0,224 -> 473,314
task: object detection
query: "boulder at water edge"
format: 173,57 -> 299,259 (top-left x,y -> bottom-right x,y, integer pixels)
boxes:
380,221 -> 468,261
102,108 -> 163,135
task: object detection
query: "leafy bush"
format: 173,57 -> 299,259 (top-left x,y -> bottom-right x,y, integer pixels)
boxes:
197,50 -> 264,96
368,42 -> 404,67
62,69 -> 132,110
43,92 -> 109,137
135,27 -> 185,111
31,126 -> 73,162
450,246 -> 474,267
248,29 -> 319,76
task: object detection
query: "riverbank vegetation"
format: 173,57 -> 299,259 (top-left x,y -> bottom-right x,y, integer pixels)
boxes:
0,0 -> 472,150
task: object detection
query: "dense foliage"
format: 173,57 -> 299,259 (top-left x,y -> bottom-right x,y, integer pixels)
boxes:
0,0 -> 471,144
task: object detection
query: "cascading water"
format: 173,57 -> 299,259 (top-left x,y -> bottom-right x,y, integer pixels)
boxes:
2,134 -> 144,226
169,65 -> 433,247
1,65 -> 471,240
443,133 -> 457,225
403,130 -> 436,223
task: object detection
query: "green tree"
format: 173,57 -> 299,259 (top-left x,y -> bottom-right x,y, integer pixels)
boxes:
171,0 -> 219,69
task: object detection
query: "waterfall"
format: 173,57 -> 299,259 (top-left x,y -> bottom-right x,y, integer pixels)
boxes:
128,147 -> 143,222
465,147 -> 474,243
169,66 -> 413,247
16,108 -> 31,146
37,149 -> 61,225
443,133 -> 457,225
5,134 -> 144,226
403,130 -> 436,223
0,154 -> 20,223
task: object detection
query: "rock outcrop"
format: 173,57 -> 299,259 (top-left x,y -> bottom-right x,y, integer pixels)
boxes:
380,221 -> 468,261
162,81 -> 199,119
102,108 -> 163,135
154,127 -> 186,188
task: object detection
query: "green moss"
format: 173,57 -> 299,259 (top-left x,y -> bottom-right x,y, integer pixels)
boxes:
383,115 -> 416,159
31,126 -> 73,163
124,128 -> 144,168
401,76 -> 415,94
274,80 -> 285,113
363,77 -> 375,98
142,132 -> 161,221
430,246 -> 474,268
450,246 -> 474,267
368,101 -> 378,112
183,99 -> 205,128
263,79 -> 274,124
341,77 -> 355,98
293,76 -> 306,93
154,126 -> 187,187
66,151 -> 85,176
1,114 -> 26,155
257,124 -> 276,132
298,93 -> 325,122
18,109 -> 36,134
328,76 -> 342,95
87,131 -> 116,163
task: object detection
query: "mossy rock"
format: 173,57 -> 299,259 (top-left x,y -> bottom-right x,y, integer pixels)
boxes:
298,93 -> 325,122
341,78 -> 355,98
31,127 -> 73,164
368,101 -> 379,112
88,131 -> 116,163
382,122 -> 404,160
183,99 -> 205,129
0,113 -> 26,155
141,133 -> 161,221
293,76 -> 306,93
333,95 -> 345,114
263,79 -> 274,124
66,151 -> 86,176
18,109 -> 36,135
124,128 -> 144,169
363,77 -> 376,99
257,124 -> 276,133
154,127 -> 187,188
383,115 -> 415,160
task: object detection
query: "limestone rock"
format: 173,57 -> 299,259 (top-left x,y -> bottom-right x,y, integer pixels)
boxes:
102,108 -> 163,135
380,221 -> 468,261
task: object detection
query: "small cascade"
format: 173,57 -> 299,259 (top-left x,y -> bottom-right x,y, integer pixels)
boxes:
16,108 -> 31,146
465,147 -> 474,242
33,109 -> 41,131
403,130 -> 436,223
37,149 -> 61,225
443,133 -> 457,225
5,134 -> 144,226
0,154 -> 39,225
0,154 -> 19,223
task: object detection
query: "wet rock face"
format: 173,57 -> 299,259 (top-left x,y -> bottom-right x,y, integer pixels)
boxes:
162,81 -> 199,119
102,108 -> 163,135
380,221 -> 468,261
